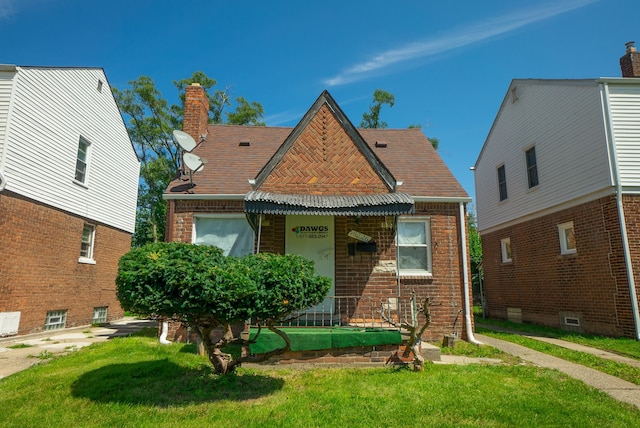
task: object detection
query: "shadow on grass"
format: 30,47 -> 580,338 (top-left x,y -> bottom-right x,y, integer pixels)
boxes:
71,359 -> 284,407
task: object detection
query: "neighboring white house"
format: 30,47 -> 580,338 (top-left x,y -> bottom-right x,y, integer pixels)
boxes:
474,43 -> 640,338
0,65 -> 139,336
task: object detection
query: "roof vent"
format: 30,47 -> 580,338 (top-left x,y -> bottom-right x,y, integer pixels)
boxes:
239,141 -> 251,147
375,141 -> 388,148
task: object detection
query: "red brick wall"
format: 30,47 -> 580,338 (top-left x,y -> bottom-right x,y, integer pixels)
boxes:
0,192 -> 128,335
167,200 -> 470,342
482,195 -> 640,337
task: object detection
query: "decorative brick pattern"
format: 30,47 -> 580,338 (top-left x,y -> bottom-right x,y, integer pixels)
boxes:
260,105 -> 389,195
0,192 -> 128,335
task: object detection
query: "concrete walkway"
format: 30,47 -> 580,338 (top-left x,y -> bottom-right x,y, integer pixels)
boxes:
475,333 -> 640,410
0,317 -> 157,379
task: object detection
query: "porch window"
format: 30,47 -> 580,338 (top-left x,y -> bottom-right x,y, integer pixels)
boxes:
193,215 -> 254,257
397,217 -> 432,276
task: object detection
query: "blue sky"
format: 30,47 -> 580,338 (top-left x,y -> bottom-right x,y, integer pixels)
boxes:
1,0 -> 638,201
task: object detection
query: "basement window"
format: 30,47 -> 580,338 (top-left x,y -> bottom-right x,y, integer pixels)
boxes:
45,310 -> 67,331
93,307 -> 108,324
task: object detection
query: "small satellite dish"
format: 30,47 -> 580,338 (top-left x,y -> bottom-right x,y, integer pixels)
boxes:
173,130 -> 197,152
183,152 -> 205,173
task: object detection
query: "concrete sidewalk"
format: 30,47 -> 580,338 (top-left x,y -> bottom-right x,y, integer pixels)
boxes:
0,317 -> 157,379
475,333 -> 640,410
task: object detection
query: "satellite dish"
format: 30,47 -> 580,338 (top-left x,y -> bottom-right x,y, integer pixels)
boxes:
173,130 -> 197,152
183,152 -> 205,173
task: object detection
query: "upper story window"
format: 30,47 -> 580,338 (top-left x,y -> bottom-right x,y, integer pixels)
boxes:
79,224 -> 96,264
525,146 -> 539,188
397,217 -> 432,276
558,221 -> 576,255
497,164 -> 508,201
74,137 -> 91,185
501,237 -> 512,263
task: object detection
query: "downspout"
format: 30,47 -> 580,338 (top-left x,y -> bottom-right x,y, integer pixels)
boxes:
602,82 -> 640,340
459,202 -> 482,345
256,214 -> 262,254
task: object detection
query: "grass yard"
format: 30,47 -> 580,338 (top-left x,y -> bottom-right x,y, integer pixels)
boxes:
475,313 -> 640,360
2,332 -> 640,427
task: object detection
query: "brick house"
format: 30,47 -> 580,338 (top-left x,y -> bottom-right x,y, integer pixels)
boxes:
165,85 -> 476,343
0,65 -> 139,336
474,42 -> 640,339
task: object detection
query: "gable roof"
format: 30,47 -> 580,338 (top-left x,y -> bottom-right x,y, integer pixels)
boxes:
165,93 -> 468,205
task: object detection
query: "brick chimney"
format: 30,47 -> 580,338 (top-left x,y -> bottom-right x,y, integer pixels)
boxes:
183,83 -> 210,141
620,41 -> 640,78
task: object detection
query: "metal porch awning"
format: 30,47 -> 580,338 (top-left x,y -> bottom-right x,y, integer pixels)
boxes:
244,191 -> 415,216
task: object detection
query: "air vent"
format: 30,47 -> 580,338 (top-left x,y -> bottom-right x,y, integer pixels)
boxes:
564,317 -> 580,327
375,141 -> 387,148
239,141 -> 251,147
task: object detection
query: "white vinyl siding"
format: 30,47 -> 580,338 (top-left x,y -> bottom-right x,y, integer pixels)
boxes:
0,70 -> 16,163
607,84 -> 640,188
475,81 -> 613,233
1,67 -> 139,233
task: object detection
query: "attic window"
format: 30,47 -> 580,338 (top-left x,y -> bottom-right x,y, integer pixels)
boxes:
375,141 -> 388,148
97,79 -> 103,93
239,141 -> 251,147
511,86 -> 518,103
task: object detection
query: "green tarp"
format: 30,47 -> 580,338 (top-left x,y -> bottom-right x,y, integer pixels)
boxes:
249,328 -> 403,354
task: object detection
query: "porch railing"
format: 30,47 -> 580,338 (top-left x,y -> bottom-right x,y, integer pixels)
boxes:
270,295 -> 417,331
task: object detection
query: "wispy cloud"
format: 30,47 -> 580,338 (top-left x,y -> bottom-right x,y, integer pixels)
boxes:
323,0 -> 598,86
0,0 -> 16,19
264,110 -> 305,126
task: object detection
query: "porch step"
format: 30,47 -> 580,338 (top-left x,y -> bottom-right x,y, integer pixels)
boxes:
421,342 -> 441,362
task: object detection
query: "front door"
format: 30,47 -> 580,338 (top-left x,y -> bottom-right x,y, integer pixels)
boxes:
285,215 -> 335,313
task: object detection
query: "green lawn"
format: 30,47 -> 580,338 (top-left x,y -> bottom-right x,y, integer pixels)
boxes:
1,333 -> 639,427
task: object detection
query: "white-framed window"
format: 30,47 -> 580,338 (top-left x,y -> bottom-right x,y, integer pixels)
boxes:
397,217 -> 432,276
525,146 -> 539,189
558,221 -> 576,255
79,224 -> 96,263
45,310 -> 67,331
93,307 -> 108,324
193,214 -> 255,257
501,237 -> 512,263
74,137 -> 91,185
497,164 -> 508,201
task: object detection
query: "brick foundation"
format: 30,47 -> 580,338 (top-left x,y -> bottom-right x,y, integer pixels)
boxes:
0,191 -> 128,335
482,195 -> 640,337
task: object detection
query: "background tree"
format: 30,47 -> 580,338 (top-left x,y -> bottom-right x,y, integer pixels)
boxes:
113,73 -> 265,246
407,124 -> 439,150
116,242 -> 331,375
467,210 -> 483,306
360,89 -> 395,128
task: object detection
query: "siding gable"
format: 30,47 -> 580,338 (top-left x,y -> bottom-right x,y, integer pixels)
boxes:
607,83 -> 640,187
257,91 -> 394,196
